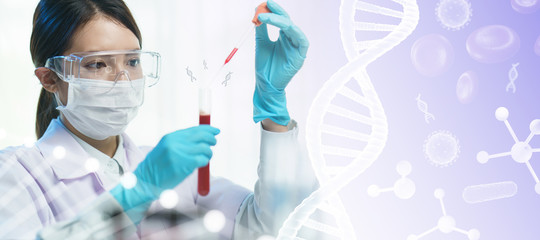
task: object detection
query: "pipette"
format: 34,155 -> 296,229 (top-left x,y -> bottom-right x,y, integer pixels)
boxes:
197,2 -> 271,196
204,25 -> 256,89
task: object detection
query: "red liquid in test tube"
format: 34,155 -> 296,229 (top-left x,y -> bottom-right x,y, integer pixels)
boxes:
198,88 -> 211,196
198,114 -> 211,196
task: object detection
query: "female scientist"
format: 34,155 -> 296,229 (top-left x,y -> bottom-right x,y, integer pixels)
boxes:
0,0 -> 317,239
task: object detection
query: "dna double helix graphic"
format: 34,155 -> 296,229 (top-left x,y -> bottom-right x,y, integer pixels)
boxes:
416,94 -> 435,124
506,62 -> 519,93
186,66 -> 197,82
222,71 -> 233,87
277,0 -> 419,239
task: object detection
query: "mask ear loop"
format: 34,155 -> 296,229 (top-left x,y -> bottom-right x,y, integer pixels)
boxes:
51,72 -> 67,108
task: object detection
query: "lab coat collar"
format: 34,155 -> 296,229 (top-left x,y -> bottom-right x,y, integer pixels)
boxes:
36,118 -> 92,180
36,118 -> 145,180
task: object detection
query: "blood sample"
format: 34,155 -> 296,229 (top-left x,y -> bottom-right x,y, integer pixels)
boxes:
198,88 -> 211,196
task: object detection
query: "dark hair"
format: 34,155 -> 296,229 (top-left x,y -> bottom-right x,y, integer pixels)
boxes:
31,0 -> 142,139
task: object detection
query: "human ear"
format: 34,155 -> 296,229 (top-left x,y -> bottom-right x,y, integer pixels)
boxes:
35,67 -> 59,93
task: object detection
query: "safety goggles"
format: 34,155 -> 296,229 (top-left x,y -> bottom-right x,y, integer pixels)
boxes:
45,50 -> 161,87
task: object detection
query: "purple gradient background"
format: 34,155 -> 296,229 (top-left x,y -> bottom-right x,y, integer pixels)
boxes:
288,0 -> 540,239
1,0 -> 537,239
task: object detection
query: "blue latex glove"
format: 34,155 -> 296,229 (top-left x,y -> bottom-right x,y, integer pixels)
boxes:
254,0 -> 309,126
110,125 -> 219,220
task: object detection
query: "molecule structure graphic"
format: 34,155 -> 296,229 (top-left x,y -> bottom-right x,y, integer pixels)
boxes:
424,130 -> 461,167
367,161 -> 416,199
477,107 -> 540,194
435,0 -> 472,31
407,189 -> 480,240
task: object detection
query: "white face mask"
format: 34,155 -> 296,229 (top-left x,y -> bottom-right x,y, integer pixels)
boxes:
55,78 -> 145,140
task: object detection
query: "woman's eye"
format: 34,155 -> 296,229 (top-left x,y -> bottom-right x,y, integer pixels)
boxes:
85,61 -> 107,69
128,58 -> 140,67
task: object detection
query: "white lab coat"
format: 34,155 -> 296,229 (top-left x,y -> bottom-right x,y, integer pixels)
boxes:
0,118 -> 317,239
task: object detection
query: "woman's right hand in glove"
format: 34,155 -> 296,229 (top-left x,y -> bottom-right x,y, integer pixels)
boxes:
110,125 -> 220,212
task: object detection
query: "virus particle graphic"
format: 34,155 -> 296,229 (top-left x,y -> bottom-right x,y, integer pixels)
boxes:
424,130 -> 460,167
436,0 -> 473,31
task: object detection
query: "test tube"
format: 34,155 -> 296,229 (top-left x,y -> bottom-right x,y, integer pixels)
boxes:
198,87 -> 211,196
